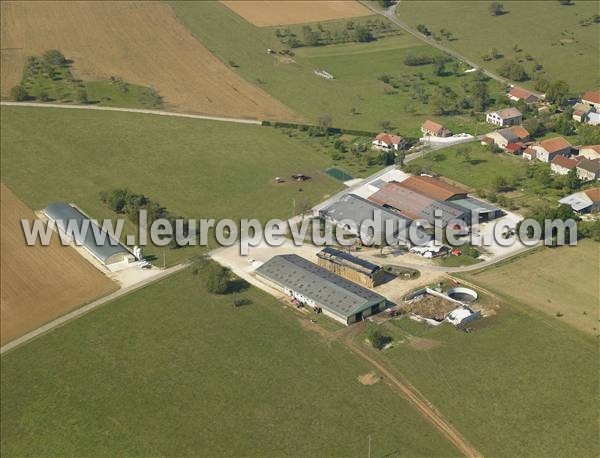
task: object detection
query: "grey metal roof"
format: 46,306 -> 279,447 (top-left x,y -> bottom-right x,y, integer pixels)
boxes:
317,247 -> 381,275
448,197 -> 501,215
319,194 -> 413,243
43,202 -> 130,264
559,193 -> 593,212
256,254 -> 385,318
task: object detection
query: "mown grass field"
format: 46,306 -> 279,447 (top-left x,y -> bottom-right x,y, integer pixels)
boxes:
364,297 -> 599,457
398,0 -> 600,93
462,241 -> 600,335
0,106 -> 341,264
171,1 -> 504,136
0,268 -> 459,457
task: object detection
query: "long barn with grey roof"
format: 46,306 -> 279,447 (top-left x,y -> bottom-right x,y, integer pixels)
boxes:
43,202 -> 134,266
255,254 -> 386,325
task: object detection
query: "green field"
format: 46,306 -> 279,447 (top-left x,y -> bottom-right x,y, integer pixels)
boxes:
398,0 -> 600,93
362,294 -> 599,457
0,268 -> 458,457
0,106 -> 341,263
462,241 -> 600,335
170,1 -> 504,136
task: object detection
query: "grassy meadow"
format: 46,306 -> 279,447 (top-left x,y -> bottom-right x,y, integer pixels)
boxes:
398,0 -> 600,93
0,106 -> 341,264
362,294 -> 599,457
0,268 -> 459,457
462,241 -> 600,335
170,1 -> 505,136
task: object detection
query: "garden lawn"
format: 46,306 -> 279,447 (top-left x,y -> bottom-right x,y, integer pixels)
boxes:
1,269 -> 458,457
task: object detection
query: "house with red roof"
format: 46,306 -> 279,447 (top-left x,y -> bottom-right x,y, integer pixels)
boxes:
550,155 -> 579,175
507,86 -> 539,103
420,120 -> 451,138
372,133 -> 405,151
581,91 -> 600,110
532,136 -> 572,162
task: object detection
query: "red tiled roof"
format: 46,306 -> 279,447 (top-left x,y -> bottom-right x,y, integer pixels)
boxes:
375,133 -> 403,145
540,136 -> 572,154
509,125 -> 530,139
494,107 -> 522,119
584,187 -> 600,202
581,145 -> 600,153
398,176 -> 467,201
551,155 -> 577,169
523,147 -> 536,158
582,91 -> 600,105
509,86 -> 537,101
506,142 -> 525,153
422,119 -> 444,134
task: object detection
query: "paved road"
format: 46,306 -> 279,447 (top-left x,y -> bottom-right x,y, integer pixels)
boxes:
361,1 -> 543,98
0,101 -> 263,125
0,263 -> 188,355
339,322 -> 483,458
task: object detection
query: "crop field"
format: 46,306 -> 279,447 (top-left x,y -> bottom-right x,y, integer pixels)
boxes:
462,242 -> 600,335
398,0 -> 600,92
363,298 -> 599,457
0,1 -> 299,121
0,269 -> 459,457
171,1 -> 504,135
221,0 -> 371,27
0,184 -> 117,345
0,106 -> 341,264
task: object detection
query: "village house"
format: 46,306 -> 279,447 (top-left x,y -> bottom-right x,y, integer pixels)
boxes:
581,91 -> 600,111
372,133 -> 405,151
486,107 -> 523,127
559,188 -> 600,214
484,125 -> 530,150
522,147 -> 537,161
421,119 -> 451,137
532,136 -> 572,162
576,158 -> 600,181
550,155 -> 579,175
572,102 -> 592,123
578,145 -> 600,160
507,86 -> 539,103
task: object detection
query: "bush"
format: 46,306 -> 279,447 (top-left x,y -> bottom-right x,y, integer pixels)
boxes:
367,327 -> 392,350
10,85 -> 28,101
403,54 -> 434,66
205,262 -> 231,294
498,60 -> 529,81
43,49 -> 67,65
416,24 -> 431,36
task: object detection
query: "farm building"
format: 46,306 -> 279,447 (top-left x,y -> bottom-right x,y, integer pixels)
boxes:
372,133 -> 405,151
572,102 -> 592,123
559,188 -> 600,214
532,137 -> 572,162
421,119 -> 451,137
578,145 -> 600,160
43,202 -> 134,266
507,86 -> 539,103
319,194 -> 414,245
317,247 -> 385,287
486,107 -> 522,127
396,175 -> 467,202
368,181 -> 470,227
256,254 -> 386,325
445,197 -> 502,222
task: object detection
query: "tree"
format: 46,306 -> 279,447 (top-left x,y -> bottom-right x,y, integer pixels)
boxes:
578,124 -> 600,145
498,60 -> 529,81
43,49 -> 67,65
455,145 -> 471,163
489,2 -> 506,16
10,85 -> 28,101
396,150 -> 406,167
380,119 -> 391,132
566,168 -> 579,191
302,25 -> 320,47
523,117 -> 545,137
493,176 -> 510,192
205,263 -> 231,294
354,25 -> 374,43
471,81 -> 489,111
534,77 -> 550,92
367,327 -> 392,350
316,114 -> 333,134
545,80 -> 570,106
433,56 -> 446,76
76,88 -> 88,104
416,24 -> 431,36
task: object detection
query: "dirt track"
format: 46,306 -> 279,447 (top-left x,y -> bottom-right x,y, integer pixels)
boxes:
221,0 -> 371,27
0,1 -> 300,121
340,322 -> 483,458
0,184 -> 118,345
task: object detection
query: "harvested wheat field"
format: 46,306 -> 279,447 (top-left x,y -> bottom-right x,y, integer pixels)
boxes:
0,1 -> 299,120
221,0 -> 371,27
0,184 -> 117,345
